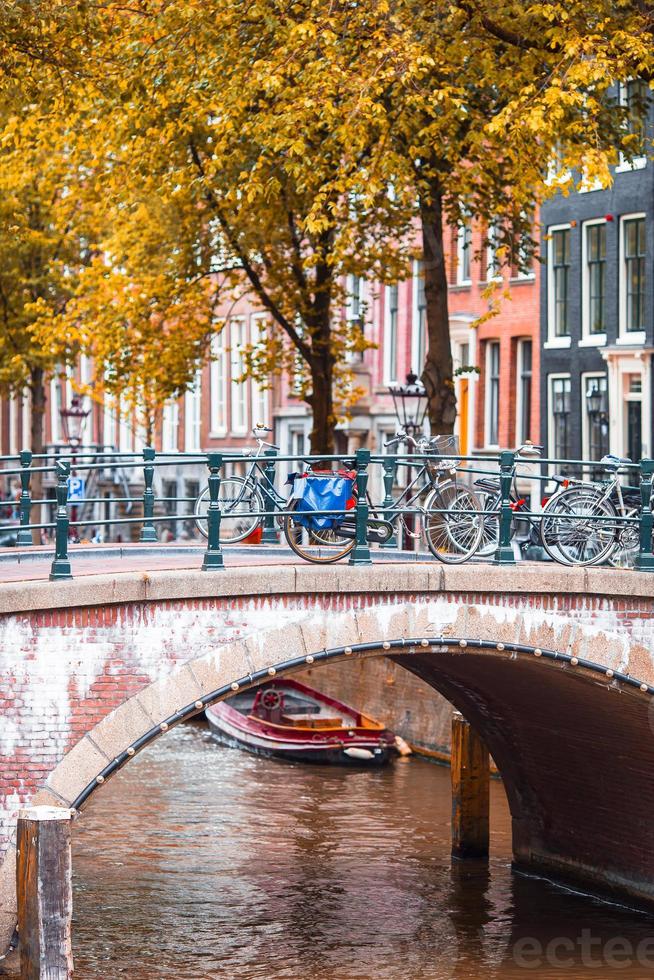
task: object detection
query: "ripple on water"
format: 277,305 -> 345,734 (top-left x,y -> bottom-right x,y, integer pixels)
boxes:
71,723 -> 654,980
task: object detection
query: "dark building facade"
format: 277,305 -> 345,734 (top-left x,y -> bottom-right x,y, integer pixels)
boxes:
540,91 -> 653,465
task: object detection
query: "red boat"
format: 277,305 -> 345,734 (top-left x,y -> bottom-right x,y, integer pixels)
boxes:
205,678 -> 397,766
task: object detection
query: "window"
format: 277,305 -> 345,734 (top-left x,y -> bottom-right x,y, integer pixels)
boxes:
346,276 -> 365,363
621,216 -> 646,336
583,374 -> 609,462
103,396 -> 116,450
50,378 -> 63,443
581,221 -> 607,341
486,221 -> 502,280
251,314 -> 269,425
80,355 -> 93,446
617,79 -> 648,171
516,340 -> 532,446
184,372 -> 202,451
549,375 -> 571,461
118,394 -> 132,452
456,219 -> 472,284
412,260 -> 426,374
210,330 -> 228,434
485,341 -> 500,446
548,227 -> 571,340
230,318 -> 248,433
384,284 -> 399,383
161,399 -> 179,452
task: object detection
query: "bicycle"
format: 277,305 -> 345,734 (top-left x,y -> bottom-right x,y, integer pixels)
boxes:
472,445 -> 552,560
539,454 -> 640,567
193,425 -> 285,542
283,432 -> 483,564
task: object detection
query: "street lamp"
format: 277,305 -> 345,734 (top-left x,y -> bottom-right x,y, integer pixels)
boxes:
60,396 -> 90,448
586,381 -> 608,420
388,372 -> 428,436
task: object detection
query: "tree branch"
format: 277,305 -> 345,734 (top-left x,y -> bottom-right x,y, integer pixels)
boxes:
188,140 -> 312,362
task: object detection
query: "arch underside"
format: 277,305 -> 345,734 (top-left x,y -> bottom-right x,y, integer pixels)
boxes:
65,636 -> 654,910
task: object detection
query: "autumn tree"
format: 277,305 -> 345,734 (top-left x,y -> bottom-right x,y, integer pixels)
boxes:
61,0 -> 416,454
10,0 -> 654,452
368,0 -> 654,431
50,189 -> 219,442
71,0 -> 654,446
0,90 -> 86,458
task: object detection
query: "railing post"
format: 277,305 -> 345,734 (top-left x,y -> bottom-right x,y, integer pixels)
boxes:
637,458 -> 654,572
49,460 -> 72,581
202,452 -> 224,571
261,448 -> 279,543
17,805 -> 74,979
494,450 -> 516,565
139,446 -> 157,543
17,449 -> 33,546
380,456 -> 398,549
349,448 -> 372,566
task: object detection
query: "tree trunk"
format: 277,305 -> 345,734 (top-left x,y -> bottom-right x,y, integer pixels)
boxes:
29,367 -> 46,543
307,355 -> 335,455
305,259 -> 336,456
420,180 -> 457,435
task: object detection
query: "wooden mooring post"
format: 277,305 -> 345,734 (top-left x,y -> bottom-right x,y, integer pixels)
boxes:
16,806 -> 74,980
451,711 -> 489,859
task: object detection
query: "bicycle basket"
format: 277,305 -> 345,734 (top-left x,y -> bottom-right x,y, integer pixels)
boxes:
293,473 -> 356,530
425,434 -> 460,476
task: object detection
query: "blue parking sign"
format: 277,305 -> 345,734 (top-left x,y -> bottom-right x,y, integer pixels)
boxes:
67,476 -> 86,503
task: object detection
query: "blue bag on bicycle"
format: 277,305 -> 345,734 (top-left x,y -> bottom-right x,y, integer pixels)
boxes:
293,474 -> 355,530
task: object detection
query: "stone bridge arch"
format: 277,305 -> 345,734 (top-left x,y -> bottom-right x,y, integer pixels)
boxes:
2,563 -> 654,953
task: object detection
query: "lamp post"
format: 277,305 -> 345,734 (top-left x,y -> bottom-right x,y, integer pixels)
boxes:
387,373 -> 428,552
586,380 -> 609,462
59,396 -> 90,450
388,372 -> 428,438
59,396 -> 90,543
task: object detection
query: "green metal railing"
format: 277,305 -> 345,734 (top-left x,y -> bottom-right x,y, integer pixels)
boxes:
0,445 -> 651,580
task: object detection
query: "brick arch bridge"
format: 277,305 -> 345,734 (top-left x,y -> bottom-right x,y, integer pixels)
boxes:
2,563 -> 654,953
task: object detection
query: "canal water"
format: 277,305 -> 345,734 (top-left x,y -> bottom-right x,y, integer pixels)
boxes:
71,721 -> 654,979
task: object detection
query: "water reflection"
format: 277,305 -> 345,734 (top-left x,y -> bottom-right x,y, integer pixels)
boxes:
71,722 -> 654,979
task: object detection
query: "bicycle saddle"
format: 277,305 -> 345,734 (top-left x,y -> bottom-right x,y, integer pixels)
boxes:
600,454 -> 631,469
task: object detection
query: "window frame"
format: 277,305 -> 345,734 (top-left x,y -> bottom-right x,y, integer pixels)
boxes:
161,399 -> 179,453
580,218 -> 607,346
229,316 -> 249,434
515,339 -> 533,447
484,340 -> 501,449
456,219 -> 472,285
616,79 -> 648,173
619,212 -> 646,344
546,224 -> 573,348
581,372 -> 609,463
486,221 -> 503,282
411,260 -> 427,376
383,283 -> 399,384
250,313 -> 269,427
547,373 -> 572,463
184,371 -> 203,452
210,329 -> 228,436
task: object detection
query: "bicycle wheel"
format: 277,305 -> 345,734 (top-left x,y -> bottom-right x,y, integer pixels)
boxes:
283,499 -> 355,563
423,484 -> 483,563
609,507 -> 639,568
475,490 -> 502,558
540,487 -> 616,566
194,477 -> 263,543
